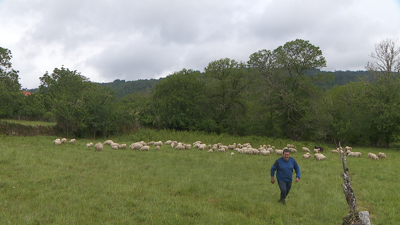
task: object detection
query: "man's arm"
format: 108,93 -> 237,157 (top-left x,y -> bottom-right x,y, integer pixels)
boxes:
270,160 -> 279,184
294,160 -> 300,182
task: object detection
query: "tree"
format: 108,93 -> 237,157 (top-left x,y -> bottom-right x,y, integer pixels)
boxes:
248,39 -> 327,140
153,69 -> 209,131
366,38 -> 400,79
0,47 -> 23,118
203,58 -> 251,134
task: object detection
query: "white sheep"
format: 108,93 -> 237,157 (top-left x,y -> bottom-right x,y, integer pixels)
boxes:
54,140 -> 61,146
275,149 -> 283,156
378,152 -> 387,159
302,147 -> 310,152
303,153 -> 311,159
61,138 -> 67,144
347,152 -> 361,157
119,144 -> 127,149
228,143 -> 236,150
130,143 -> 143,150
175,143 -> 185,150
185,144 -> 191,150
155,146 -> 160,150
260,150 -> 270,156
313,148 -> 320,153
164,140 -> 173,145
369,153 -> 379,160
289,148 -> 297,153
314,153 -> 327,161
154,141 -> 163,147
95,142 -> 103,152
111,143 -> 119,150
86,143 -> 93,147
331,149 -> 339,153
103,140 -> 114,145
140,146 -> 150,151
69,139 -> 77,144
231,152 -> 234,156
207,149 -> 213,153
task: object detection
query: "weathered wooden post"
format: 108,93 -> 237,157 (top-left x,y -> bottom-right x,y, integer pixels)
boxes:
338,143 -> 371,225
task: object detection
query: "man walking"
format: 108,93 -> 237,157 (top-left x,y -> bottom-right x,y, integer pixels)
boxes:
271,148 -> 300,205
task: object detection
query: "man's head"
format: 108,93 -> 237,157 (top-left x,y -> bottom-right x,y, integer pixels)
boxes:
283,149 -> 290,161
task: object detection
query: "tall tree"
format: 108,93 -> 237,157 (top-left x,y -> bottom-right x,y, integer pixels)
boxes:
153,69 -> 208,131
248,39 -> 327,140
0,47 -> 23,118
203,58 -> 251,134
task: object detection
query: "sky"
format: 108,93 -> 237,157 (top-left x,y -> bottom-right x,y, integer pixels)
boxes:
1,0 -> 400,89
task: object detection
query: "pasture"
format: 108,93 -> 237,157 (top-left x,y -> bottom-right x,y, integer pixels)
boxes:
0,130 -> 398,224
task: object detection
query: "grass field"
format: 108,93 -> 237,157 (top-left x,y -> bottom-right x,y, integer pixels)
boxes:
0,119 -> 56,127
0,130 -> 398,224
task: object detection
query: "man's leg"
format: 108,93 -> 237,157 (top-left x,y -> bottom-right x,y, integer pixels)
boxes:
277,180 -> 287,202
285,181 -> 292,197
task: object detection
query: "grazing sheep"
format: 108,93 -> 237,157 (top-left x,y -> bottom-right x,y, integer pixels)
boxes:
164,140 -> 173,145
370,153 -> 379,160
289,148 -> 297,153
207,149 -> 213,153
314,146 -> 324,153
231,152 -> 234,156
111,143 -> 119,150
303,153 -> 311,159
302,147 -> 310,152
275,150 -> 283,156
103,140 -> 114,145
185,144 -> 191,150
314,153 -> 327,161
260,150 -> 270,156
61,138 -> 67,144
86,143 -> 93,147
313,148 -> 320,154
378,152 -> 387,159
69,139 -> 77,144
155,146 -> 160,150
95,142 -> 103,152
228,143 -> 236,150
119,144 -> 127,149
331,149 -> 338,153
54,140 -> 61,146
345,146 -> 352,151
175,143 -> 185,150
198,144 -> 207,150
347,152 -> 361,157
287,144 -> 295,148
130,143 -> 143,150
140,146 -> 150,151
154,141 -> 163,147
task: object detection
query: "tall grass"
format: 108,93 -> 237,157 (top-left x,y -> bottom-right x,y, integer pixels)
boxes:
0,132 -> 397,224
0,119 -> 56,127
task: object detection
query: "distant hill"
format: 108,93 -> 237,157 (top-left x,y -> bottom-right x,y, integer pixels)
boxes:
97,78 -> 163,98
27,71 -> 370,98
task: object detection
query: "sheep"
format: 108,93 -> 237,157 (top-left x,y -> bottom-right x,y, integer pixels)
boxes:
154,141 -> 163,147
303,153 -> 311,159
95,142 -> 103,152
129,143 -> 143,150
313,148 -> 320,154
267,148 -> 274,153
61,138 -> 67,144
289,148 -> 297,153
314,153 -> 327,161
314,146 -> 324,153
367,152 -> 374,158
140,146 -> 150,151
103,140 -> 113,145
219,145 -> 229,151
119,144 -> 127,149
69,139 -> 77,144
198,144 -> 207,150
275,149 -> 283,156
302,147 -> 310,152
260,150 -> 270,156
378,152 -> 387,159
331,149 -> 339,153
54,140 -> 61,146
111,143 -> 119,150
155,146 -> 160,150
86,143 -> 93,147
347,152 -> 361,157
370,153 -> 379,160
164,140 -> 173,145
218,148 -> 226,152
231,152 -> 234,156
185,144 -> 191,150
345,146 -> 352,151
175,143 -> 185,150
287,144 -> 295,148
228,143 -> 236,150
53,138 -> 61,143
207,149 -> 213,153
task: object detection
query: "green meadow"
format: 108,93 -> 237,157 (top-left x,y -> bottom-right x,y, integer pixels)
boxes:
0,130 -> 398,224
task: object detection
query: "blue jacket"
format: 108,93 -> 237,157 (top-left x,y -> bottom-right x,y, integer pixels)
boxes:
271,157 -> 300,182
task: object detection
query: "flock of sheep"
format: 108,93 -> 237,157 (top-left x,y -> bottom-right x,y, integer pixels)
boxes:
52,138 -> 388,161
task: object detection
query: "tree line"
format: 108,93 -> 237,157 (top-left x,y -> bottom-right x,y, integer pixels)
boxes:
1,38 -> 399,147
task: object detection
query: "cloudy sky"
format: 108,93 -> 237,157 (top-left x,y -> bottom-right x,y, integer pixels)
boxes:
1,0 -> 400,89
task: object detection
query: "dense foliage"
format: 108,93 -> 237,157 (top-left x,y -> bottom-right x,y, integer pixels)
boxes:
2,38 -> 400,147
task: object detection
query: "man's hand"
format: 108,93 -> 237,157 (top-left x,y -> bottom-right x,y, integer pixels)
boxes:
295,177 -> 299,182
271,177 -> 275,184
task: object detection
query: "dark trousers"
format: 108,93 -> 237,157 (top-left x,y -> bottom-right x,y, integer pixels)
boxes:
277,180 -> 292,200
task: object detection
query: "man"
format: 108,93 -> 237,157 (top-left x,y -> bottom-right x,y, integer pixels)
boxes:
270,148 -> 300,205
